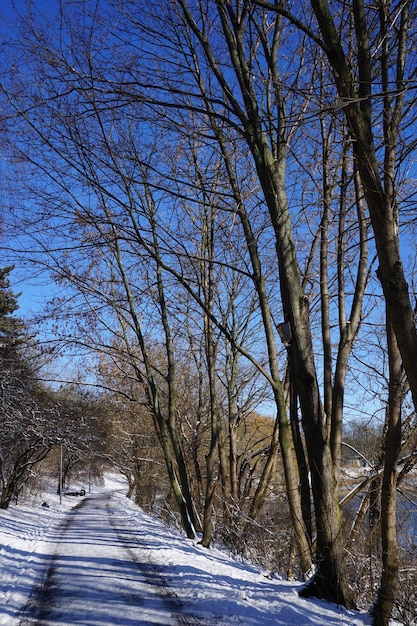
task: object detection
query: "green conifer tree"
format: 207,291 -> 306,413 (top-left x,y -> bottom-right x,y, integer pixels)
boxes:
0,266 -> 25,343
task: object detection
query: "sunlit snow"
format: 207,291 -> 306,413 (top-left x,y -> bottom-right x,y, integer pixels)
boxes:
0,475 -> 373,625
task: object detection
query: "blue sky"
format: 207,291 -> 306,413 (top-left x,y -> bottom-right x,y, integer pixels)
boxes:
2,0 -> 57,18
1,0 -> 60,320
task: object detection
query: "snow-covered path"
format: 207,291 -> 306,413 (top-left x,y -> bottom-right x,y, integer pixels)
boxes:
0,477 -> 374,626
18,492 -> 192,626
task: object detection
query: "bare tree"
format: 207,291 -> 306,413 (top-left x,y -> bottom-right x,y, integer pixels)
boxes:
371,309 -> 402,624
3,1 -> 416,613
0,269 -> 52,507
278,1 -> 415,618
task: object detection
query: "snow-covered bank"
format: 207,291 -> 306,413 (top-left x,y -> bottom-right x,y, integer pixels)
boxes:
0,488 -> 75,625
0,475 -> 374,625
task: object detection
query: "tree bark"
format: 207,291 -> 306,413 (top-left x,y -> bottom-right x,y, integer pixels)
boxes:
287,347 -> 312,545
371,310 -> 402,626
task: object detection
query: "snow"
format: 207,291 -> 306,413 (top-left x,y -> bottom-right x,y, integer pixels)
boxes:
0,474 -> 373,626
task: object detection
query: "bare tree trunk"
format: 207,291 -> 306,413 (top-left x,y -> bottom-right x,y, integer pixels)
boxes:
224,331 -> 246,516
238,209 -> 313,574
331,165 -> 369,477
200,319 -> 222,548
148,197 -> 202,534
287,347 -> 312,544
200,199 -> 221,548
372,310 -> 402,626
227,345 -> 239,505
112,232 -> 197,539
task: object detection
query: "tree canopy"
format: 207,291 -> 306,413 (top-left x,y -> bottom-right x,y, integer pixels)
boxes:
1,1 -> 417,622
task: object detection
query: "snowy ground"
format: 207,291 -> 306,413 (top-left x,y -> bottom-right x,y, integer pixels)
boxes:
0,475 -> 374,625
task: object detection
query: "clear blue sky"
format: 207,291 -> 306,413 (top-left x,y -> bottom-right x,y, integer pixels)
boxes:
1,0 -> 60,319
